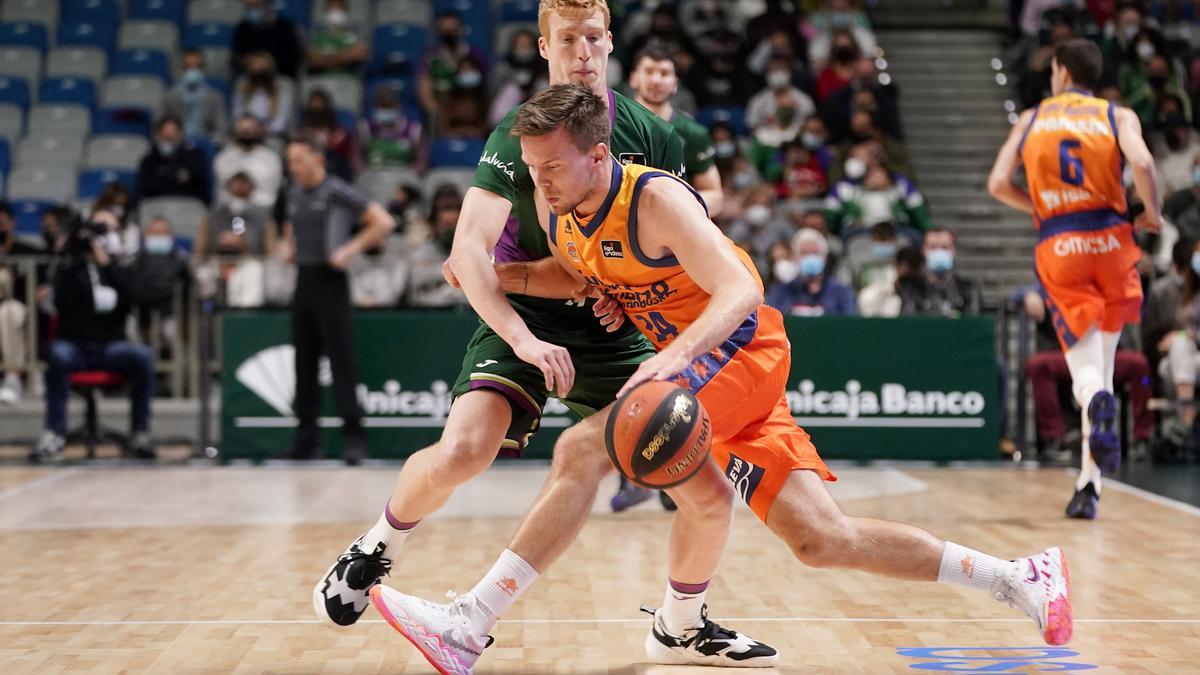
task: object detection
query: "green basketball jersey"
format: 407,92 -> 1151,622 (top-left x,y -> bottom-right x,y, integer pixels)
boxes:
670,109 -> 716,179
471,89 -> 686,317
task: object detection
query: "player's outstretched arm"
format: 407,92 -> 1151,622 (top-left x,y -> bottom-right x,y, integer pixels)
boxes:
495,258 -> 588,299
988,108 -> 1036,215
617,179 -> 762,397
1115,107 -> 1164,232
448,187 -> 575,395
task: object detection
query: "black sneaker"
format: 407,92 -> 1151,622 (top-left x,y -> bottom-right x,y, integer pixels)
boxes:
1086,391 -> 1120,473
313,535 -> 392,627
29,431 -> 65,464
129,432 -> 157,460
641,604 -> 777,667
1065,483 -> 1098,520
342,433 -> 368,466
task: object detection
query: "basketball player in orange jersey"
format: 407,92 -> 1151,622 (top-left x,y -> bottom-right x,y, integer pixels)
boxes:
368,84 -> 1074,674
988,38 -> 1162,520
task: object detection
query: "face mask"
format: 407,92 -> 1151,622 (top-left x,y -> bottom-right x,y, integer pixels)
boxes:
798,254 -> 825,278
236,135 -> 259,148
1136,40 -> 1155,62
1149,74 -> 1167,90
227,196 -> 249,214
441,32 -> 461,49
184,68 -> 205,86
845,157 -> 867,180
1167,129 -> 1185,151
249,70 -> 272,86
325,9 -> 348,28
104,232 -> 123,253
767,71 -> 791,88
1122,24 -> 1139,42
1193,166 -> 1200,185
871,241 -> 896,260
144,234 -> 174,255
801,132 -> 823,150
374,108 -> 398,124
1191,251 -> 1200,276
733,171 -> 755,191
0,230 -> 8,246
745,204 -> 771,226
833,45 -> 857,63
246,8 -> 265,24
158,141 -> 177,156
457,70 -> 482,88
926,248 -> 954,274
714,141 -> 736,158
773,259 -> 799,284
110,205 -> 125,220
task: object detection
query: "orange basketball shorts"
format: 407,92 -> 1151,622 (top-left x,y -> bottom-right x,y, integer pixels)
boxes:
1034,221 -> 1142,351
670,305 -> 835,522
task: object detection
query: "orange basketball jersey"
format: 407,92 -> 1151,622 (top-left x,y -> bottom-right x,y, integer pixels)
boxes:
549,161 -> 763,352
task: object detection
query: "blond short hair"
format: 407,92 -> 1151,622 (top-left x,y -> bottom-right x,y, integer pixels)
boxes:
538,0 -> 610,39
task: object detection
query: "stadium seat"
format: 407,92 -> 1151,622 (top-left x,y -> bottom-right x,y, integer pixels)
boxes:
0,0 -> 59,33
39,78 -> 97,112
0,22 -> 48,54
303,75 -> 363,113
6,167 -> 77,203
102,76 -> 165,117
86,135 -> 152,170
119,21 -> 180,56
46,47 -> 109,85
93,107 -> 154,137
369,24 -> 430,77
357,167 -> 420,204
63,0 -> 122,25
376,0 -> 433,28
112,49 -> 173,83
139,196 -> 207,240
128,0 -> 187,27
78,168 -> 137,201
423,167 -> 476,197
10,199 -> 54,235
273,0 -> 311,27
0,77 -> 31,111
16,134 -> 87,169
27,104 -> 92,137
494,23 -> 538,60
184,23 -> 234,49
499,0 -> 539,22
58,22 -> 117,56
0,47 -> 39,88
697,105 -> 749,138
188,0 -> 244,25
0,103 -> 23,143
0,138 -> 9,175
429,137 -> 485,169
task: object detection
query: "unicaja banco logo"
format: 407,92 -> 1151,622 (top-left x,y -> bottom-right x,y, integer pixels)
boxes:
787,379 -> 986,428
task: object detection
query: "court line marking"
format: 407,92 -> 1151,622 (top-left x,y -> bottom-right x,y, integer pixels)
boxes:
1105,478 -> 1200,518
0,468 -> 80,501
3,617 -> 1200,627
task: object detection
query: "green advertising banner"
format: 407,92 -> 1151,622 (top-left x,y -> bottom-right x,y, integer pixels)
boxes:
221,312 -> 997,462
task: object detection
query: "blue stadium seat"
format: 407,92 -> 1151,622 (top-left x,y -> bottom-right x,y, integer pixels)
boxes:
39,78 -> 96,111
94,107 -> 153,137
335,109 -> 357,134
63,0 -> 122,24
272,0 -> 310,28
697,105 -> 749,137
10,199 -> 53,235
183,22 -> 234,49
500,0 -> 539,22
430,137 -> 485,169
78,168 -> 136,200
0,76 -> 30,111
112,49 -> 172,83
369,24 -> 430,77
0,138 -> 10,174
0,22 -> 47,53
128,0 -> 186,26
206,76 -> 230,103
58,22 -> 117,56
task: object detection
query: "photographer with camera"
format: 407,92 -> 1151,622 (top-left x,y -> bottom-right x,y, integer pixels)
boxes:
30,213 -> 156,463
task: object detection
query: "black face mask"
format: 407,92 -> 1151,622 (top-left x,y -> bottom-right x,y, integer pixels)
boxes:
1149,74 -> 1167,90
441,32 -> 460,49
236,135 -> 261,148
248,70 -> 272,86
833,46 -> 857,64
1167,129 -> 1186,151
43,231 -> 57,249
0,230 -> 8,246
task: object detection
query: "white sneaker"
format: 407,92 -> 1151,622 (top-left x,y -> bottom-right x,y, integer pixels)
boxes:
642,604 -> 778,667
369,585 -> 493,675
0,374 -> 21,404
992,546 -> 1072,645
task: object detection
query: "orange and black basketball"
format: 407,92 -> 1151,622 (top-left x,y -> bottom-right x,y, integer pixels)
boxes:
605,381 -> 712,489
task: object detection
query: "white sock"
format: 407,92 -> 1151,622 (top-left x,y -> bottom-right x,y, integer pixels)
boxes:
660,579 -> 708,634
470,549 -> 539,631
937,542 -> 1011,593
361,502 -> 417,560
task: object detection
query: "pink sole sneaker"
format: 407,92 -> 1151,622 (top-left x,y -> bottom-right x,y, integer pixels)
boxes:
369,585 -> 469,675
1043,548 -> 1073,645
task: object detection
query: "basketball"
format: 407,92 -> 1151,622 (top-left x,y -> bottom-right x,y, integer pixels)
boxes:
604,381 -> 712,489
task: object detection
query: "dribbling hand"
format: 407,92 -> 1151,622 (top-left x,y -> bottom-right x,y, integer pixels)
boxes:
514,337 -> 575,397
617,349 -> 692,398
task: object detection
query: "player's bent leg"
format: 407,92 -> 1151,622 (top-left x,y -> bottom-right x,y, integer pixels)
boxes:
313,391 -> 513,629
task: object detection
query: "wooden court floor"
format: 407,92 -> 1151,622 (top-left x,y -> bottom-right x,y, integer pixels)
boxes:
1,462 -> 1198,674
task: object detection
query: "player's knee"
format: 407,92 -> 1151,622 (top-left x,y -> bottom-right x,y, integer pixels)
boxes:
672,471 -> 735,522
549,424 -> 611,483
783,515 -> 855,569
434,433 -> 498,483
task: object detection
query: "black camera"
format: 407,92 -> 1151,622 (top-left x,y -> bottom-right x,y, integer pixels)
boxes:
66,217 -> 108,257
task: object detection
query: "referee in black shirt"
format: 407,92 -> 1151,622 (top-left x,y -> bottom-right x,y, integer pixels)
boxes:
280,134 -> 395,464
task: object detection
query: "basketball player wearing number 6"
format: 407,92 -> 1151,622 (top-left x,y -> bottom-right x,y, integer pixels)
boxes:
989,38 -> 1163,520
369,83 -> 1074,673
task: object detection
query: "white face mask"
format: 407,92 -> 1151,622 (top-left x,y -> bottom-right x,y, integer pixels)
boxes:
104,232 -> 123,253
1136,40 -> 1155,62
745,204 -> 771,226
845,157 -> 867,180
144,234 -> 174,255
767,71 -> 791,88
325,9 -> 348,28
227,195 -> 249,215
773,259 -> 799,284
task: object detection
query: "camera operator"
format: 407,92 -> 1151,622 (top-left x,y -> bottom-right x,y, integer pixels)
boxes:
30,213 -> 156,463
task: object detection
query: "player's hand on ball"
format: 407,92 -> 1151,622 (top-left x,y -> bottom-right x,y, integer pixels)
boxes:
592,294 -> 625,332
514,337 -> 575,397
618,349 -> 691,398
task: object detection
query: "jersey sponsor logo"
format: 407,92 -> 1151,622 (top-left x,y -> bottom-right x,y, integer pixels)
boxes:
566,241 -> 580,260
1052,233 -> 1122,256
618,152 -> 646,165
601,240 -> 624,258
478,151 -> 516,182
697,147 -> 716,162
725,453 -> 765,503
1038,188 -> 1095,210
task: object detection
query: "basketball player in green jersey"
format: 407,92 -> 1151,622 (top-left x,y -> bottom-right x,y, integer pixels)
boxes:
313,0 -> 774,665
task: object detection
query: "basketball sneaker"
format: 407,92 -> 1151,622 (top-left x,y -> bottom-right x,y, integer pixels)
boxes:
992,546 -> 1072,645
1087,391 -> 1120,473
369,585 -> 493,675
641,604 -> 778,667
1065,483 -> 1098,520
313,535 -> 392,627
611,479 -> 653,512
